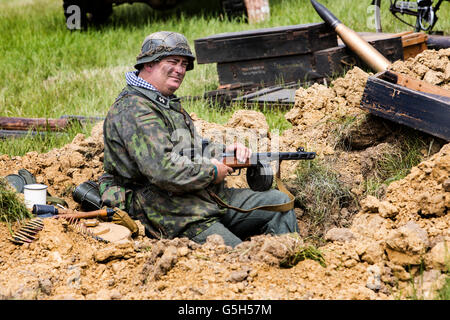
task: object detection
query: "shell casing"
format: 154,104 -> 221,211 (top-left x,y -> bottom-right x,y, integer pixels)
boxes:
335,24 -> 391,72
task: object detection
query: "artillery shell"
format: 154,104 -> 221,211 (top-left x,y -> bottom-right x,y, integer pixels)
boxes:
25,220 -> 43,227
8,238 -> 25,245
15,231 -> 37,240
20,227 -> 40,234
28,220 -> 44,227
11,234 -> 32,243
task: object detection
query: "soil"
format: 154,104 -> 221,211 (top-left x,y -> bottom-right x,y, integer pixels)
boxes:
0,49 -> 448,300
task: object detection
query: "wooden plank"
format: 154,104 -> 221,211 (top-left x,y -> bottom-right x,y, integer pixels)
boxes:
385,71 -> 450,98
360,72 -> 450,141
194,22 -> 337,64
401,32 -> 428,59
401,32 -> 428,46
0,117 -> 71,131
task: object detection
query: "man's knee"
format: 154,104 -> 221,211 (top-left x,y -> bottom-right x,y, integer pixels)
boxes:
262,189 -> 291,205
191,222 -> 242,248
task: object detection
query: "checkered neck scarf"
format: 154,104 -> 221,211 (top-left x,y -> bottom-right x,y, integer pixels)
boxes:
125,70 -> 159,93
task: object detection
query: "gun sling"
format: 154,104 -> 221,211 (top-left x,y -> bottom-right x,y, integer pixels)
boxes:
207,163 -> 295,213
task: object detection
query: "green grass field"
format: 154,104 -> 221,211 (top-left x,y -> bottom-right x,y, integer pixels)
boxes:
0,0 -> 449,155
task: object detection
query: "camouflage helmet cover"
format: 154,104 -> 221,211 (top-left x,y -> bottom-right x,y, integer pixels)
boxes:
135,31 -> 195,71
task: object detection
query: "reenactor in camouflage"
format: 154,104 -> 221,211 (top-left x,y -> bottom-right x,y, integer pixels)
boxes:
100,31 -> 299,247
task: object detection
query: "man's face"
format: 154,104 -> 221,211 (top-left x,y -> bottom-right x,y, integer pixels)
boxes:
144,55 -> 189,96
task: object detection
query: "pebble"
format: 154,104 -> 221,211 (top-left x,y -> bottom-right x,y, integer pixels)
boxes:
228,270 -> 248,282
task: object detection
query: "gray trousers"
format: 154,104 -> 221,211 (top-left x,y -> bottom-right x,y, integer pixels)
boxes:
192,188 -> 300,248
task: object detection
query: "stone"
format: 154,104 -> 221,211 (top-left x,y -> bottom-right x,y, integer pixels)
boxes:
228,270 -> 248,283
366,265 -> 381,291
361,195 -> 380,213
378,201 -> 399,219
325,228 -> 355,242
90,223 -> 132,243
428,241 -> 449,270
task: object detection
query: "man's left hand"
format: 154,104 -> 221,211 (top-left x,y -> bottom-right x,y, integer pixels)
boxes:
225,143 -> 252,163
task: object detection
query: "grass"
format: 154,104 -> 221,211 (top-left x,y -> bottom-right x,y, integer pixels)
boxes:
435,243 -> 450,300
363,130 -> 429,198
291,159 -> 356,241
280,243 -> 327,268
0,178 -> 33,227
1,0 -> 448,156
436,276 -> 450,300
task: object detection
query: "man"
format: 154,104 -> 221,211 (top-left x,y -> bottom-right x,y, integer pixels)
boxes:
100,31 -> 299,247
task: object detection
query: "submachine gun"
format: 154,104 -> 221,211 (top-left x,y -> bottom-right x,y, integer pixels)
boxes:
220,147 -> 316,191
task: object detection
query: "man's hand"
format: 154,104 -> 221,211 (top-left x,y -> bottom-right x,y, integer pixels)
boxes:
225,142 -> 252,163
210,158 -> 233,184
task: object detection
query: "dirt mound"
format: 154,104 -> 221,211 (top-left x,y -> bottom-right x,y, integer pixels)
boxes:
389,48 -> 450,89
1,139 -> 447,299
0,123 -> 105,210
0,50 -> 448,300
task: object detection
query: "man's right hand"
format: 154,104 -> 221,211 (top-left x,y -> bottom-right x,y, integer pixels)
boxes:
210,158 -> 233,184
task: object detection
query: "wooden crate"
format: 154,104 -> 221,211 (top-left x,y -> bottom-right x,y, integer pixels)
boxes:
194,22 -> 337,64
216,53 -> 323,86
360,70 -> 450,141
314,33 -> 404,78
216,33 -> 404,86
399,31 -> 428,60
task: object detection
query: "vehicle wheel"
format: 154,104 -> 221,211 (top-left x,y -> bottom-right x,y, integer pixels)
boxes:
221,0 -> 247,20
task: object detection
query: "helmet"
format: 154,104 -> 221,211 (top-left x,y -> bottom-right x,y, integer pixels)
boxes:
135,31 -> 195,71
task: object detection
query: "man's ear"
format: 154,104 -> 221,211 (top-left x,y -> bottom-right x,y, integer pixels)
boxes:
142,63 -> 150,71
143,62 -> 155,72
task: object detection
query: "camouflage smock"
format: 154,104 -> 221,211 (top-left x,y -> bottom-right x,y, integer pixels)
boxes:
102,85 -> 227,239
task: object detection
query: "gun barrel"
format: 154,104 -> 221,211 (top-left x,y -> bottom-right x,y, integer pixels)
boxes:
221,150 -> 316,167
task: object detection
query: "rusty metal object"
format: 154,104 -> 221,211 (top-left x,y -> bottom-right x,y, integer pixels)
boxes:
0,117 -> 72,131
0,115 -> 104,134
56,215 -> 108,243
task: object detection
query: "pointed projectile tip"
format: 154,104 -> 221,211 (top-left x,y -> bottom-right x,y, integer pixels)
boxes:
310,0 -> 341,29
